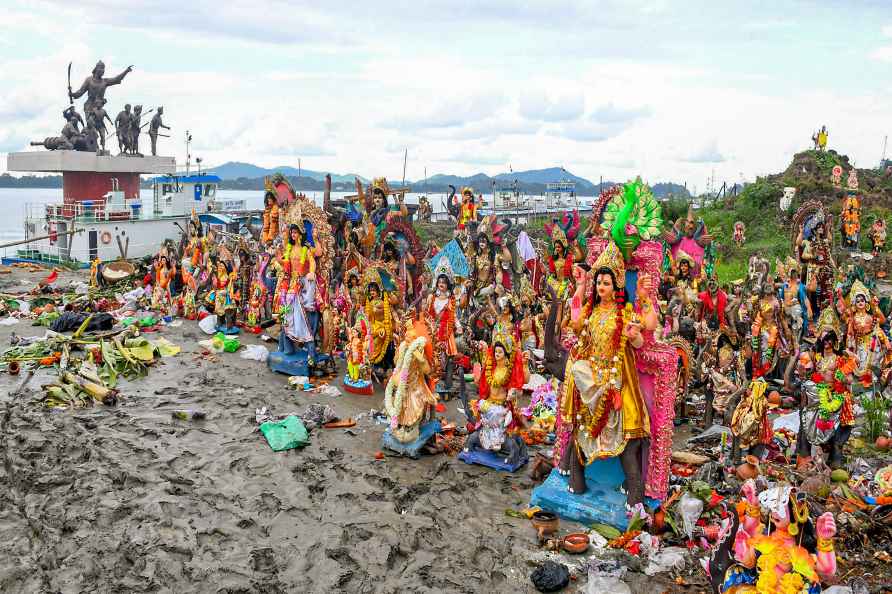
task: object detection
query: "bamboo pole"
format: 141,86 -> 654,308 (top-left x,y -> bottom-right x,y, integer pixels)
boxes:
0,228 -> 83,250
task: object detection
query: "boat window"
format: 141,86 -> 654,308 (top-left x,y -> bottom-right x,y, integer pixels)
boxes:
162,184 -> 172,194
205,184 -> 215,197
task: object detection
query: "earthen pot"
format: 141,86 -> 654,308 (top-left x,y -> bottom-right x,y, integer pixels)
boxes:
561,532 -> 590,554
8,361 -> 20,376
530,511 -> 559,543
652,508 -> 666,533
736,455 -> 760,480
876,436 -> 890,451
767,390 -> 782,406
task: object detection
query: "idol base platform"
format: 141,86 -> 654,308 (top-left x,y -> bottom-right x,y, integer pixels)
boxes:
382,420 -> 441,459
458,448 -> 528,472
530,457 -> 658,530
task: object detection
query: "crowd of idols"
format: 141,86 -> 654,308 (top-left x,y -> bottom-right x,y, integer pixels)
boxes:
54,68 -> 886,591
31,61 -> 169,156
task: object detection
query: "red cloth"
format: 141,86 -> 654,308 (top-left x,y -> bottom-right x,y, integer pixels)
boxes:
697,289 -> 727,327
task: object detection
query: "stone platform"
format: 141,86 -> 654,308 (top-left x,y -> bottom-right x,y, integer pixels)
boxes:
7,150 -> 175,174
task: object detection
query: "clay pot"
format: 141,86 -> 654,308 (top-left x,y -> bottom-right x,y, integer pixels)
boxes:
7,361 -> 20,376
652,508 -> 666,533
876,436 -> 890,451
530,511 -> 559,543
736,455 -> 760,480
767,390 -> 782,406
561,532 -> 590,554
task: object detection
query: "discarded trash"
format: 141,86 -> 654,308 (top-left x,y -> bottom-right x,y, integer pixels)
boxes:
679,491 -> 704,539
643,546 -> 686,576
580,557 -> 630,594
198,314 -> 218,335
240,344 -> 269,362
529,560 -> 569,592
259,415 -> 309,451
300,403 -> 336,431
0,317 -> 19,326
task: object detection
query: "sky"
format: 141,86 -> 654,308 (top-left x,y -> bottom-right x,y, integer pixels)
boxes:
1,0 -> 891,192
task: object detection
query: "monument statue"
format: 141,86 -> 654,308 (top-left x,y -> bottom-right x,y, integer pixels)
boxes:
127,105 -> 144,156
69,60 -> 133,115
88,98 -> 114,153
115,104 -> 132,154
149,107 -> 170,156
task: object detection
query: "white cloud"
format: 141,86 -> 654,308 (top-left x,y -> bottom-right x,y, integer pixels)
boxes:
681,140 -> 726,164
519,91 -> 585,122
871,46 -> 892,62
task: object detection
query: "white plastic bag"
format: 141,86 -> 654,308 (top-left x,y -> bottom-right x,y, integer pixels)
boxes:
644,547 -> 687,576
198,315 -> 218,335
587,576 -> 631,594
240,344 -> 269,362
0,317 -> 19,326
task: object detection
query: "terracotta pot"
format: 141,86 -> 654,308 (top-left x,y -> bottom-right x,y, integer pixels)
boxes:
652,508 -> 666,533
767,390 -> 782,406
530,511 -> 559,543
8,361 -> 20,376
876,436 -> 890,451
736,455 -> 760,480
561,532 -> 590,554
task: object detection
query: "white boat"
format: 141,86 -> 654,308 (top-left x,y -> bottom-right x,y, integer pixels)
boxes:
5,150 -> 237,267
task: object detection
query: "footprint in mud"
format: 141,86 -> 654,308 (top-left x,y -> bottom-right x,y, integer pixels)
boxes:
252,492 -> 283,519
325,547 -> 371,590
394,483 -> 430,514
250,547 -> 278,573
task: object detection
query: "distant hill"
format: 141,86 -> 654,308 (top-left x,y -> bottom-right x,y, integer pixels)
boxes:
207,161 -> 365,184
0,173 -> 62,188
493,167 -> 598,192
651,182 -> 691,199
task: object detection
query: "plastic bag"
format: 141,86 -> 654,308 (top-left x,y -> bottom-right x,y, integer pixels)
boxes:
259,415 -> 309,451
213,332 -> 240,353
644,547 -> 687,576
587,576 -> 631,594
679,491 -> 704,538
240,344 -> 269,362
0,317 -> 19,326
198,314 -> 218,335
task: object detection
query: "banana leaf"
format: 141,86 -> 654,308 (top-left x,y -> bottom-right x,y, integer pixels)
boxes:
150,337 -> 181,357
123,338 -> 155,362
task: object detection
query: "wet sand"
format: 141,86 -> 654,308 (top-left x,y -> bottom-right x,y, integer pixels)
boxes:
0,268 -> 680,594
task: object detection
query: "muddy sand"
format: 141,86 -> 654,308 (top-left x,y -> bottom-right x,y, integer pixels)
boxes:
0,267 -> 684,594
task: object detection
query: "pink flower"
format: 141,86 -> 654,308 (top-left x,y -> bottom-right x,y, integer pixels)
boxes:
625,224 -> 638,236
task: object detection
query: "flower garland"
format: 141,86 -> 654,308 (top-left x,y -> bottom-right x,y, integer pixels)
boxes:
384,336 -> 428,427
366,297 -> 392,364
584,303 -> 630,441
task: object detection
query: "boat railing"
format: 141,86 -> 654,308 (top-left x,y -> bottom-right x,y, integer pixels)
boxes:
24,200 -> 149,224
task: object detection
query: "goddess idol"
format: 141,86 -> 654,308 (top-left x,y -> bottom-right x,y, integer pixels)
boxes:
535,179 -> 677,522
555,242 -> 659,505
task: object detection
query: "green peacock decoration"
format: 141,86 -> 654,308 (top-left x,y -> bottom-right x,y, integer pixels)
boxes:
601,178 -> 664,261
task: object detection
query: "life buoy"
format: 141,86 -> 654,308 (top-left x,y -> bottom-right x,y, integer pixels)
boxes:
101,231 -> 112,245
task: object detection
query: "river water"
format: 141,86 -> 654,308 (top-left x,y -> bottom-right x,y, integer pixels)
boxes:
0,188 -> 448,243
